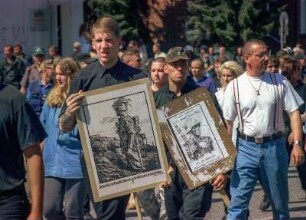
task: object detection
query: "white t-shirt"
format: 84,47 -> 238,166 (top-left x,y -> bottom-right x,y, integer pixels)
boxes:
223,72 -> 303,137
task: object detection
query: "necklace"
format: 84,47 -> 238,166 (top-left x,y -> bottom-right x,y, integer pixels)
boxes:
246,74 -> 263,96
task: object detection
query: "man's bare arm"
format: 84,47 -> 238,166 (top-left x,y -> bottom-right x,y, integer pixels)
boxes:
225,120 -> 234,136
59,92 -> 84,132
289,109 -> 304,166
23,143 -> 44,220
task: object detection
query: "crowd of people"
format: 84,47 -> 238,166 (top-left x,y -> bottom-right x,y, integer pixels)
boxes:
0,15 -> 306,220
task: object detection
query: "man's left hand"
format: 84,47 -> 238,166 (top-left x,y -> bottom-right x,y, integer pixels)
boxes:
291,144 -> 305,166
211,174 -> 227,191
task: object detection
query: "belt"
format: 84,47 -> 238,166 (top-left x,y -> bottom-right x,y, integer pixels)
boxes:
238,131 -> 283,144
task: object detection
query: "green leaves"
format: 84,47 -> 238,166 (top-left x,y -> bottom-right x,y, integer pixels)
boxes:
86,0 -> 283,47
186,0 -> 281,46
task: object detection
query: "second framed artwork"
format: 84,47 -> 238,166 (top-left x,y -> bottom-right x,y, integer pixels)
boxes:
77,78 -> 168,202
158,87 -> 236,190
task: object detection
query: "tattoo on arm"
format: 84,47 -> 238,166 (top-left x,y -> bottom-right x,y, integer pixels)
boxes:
59,113 -> 76,132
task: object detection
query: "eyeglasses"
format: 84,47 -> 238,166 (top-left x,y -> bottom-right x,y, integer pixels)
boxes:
249,52 -> 269,58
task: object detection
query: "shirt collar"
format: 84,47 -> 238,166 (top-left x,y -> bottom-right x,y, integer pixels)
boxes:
99,60 -> 121,78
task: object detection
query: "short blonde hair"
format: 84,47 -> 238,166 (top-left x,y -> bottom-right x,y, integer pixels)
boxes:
219,61 -> 243,88
91,16 -> 120,39
219,61 -> 243,78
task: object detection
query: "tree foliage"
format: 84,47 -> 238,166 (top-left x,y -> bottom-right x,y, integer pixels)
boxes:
85,0 -> 284,47
87,0 -> 139,39
186,0 -> 283,46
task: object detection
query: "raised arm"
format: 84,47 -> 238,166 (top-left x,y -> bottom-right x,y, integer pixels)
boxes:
59,91 -> 84,132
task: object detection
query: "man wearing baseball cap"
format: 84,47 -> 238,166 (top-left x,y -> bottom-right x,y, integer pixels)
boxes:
20,46 -> 46,94
154,47 -> 227,219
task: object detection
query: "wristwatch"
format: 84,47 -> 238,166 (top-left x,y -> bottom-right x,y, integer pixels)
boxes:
293,140 -> 303,148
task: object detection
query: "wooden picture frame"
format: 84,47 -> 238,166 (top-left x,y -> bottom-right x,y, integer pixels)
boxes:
77,78 -> 168,202
157,87 -> 236,190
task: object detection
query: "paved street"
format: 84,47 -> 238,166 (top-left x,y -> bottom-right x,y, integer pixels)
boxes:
126,165 -> 306,219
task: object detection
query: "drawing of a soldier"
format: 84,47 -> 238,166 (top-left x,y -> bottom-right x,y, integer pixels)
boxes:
184,122 -> 213,160
113,97 -> 146,171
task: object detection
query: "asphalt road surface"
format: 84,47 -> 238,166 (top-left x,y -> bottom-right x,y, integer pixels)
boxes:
125,164 -> 306,220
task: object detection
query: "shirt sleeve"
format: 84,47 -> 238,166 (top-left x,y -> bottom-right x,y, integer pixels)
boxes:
222,80 -> 237,122
283,78 -> 304,114
39,102 -> 49,128
20,67 -> 30,88
16,101 -> 47,150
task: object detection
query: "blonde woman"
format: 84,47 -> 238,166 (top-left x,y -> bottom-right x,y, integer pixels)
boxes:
215,61 -> 243,108
40,57 -> 85,219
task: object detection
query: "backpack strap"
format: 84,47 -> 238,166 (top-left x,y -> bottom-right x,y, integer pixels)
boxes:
268,73 -> 280,132
232,78 -> 243,133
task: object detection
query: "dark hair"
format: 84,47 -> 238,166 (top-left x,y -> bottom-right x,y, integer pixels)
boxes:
282,57 -> 300,81
191,58 -> 204,67
14,44 -> 22,50
267,56 -> 279,67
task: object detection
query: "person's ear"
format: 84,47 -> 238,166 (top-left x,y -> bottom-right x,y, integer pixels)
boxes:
164,64 -> 169,75
244,54 -> 250,64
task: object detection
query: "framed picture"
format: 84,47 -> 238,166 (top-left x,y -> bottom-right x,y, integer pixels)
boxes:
157,87 -> 236,190
77,78 -> 168,202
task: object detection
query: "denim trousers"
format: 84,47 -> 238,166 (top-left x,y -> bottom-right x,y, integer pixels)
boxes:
0,185 -> 30,220
227,137 -> 290,220
43,177 -> 86,220
164,168 -> 213,220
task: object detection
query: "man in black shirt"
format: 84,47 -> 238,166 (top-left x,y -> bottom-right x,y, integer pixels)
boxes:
154,47 -> 227,219
59,16 -> 146,220
0,44 -> 25,89
0,83 -> 46,219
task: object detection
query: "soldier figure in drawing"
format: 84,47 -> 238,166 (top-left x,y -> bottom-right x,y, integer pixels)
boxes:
113,97 -> 146,171
184,122 -> 213,161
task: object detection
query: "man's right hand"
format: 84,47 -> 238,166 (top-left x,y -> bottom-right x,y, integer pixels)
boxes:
159,165 -> 174,188
65,91 -> 84,118
59,90 -> 84,132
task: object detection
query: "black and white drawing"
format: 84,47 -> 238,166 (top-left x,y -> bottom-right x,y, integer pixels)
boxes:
77,79 -> 167,201
88,94 -> 160,183
167,102 -> 229,173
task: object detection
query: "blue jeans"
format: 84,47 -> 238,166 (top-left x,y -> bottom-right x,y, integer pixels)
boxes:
44,177 -> 86,220
0,185 -> 30,220
228,137 -> 289,220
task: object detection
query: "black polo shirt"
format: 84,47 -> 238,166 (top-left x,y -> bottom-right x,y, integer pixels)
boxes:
0,84 -> 47,192
60,60 -> 147,116
70,60 -> 147,92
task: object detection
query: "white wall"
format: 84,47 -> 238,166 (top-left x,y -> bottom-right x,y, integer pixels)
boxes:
0,0 -> 84,57
59,0 -> 84,56
0,0 -> 51,57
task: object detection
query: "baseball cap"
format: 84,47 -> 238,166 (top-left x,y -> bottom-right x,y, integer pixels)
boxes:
40,59 -> 54,70
166,47 -> 189,63
33,46 -> 45,56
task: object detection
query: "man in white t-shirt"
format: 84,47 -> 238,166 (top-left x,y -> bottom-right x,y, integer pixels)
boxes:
223,39 -> 305,220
